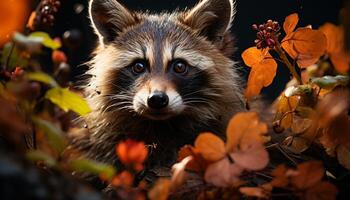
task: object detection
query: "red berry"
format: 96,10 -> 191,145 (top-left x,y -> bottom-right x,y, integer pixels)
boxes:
52,50 -> 67,63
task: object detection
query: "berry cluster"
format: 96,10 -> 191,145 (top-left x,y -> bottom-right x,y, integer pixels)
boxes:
252,20 -> 281,49
34,0 -> 61,27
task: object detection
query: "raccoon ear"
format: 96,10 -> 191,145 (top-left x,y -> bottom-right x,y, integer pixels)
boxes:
89,0 -> 136,44
183,0 -> 236,42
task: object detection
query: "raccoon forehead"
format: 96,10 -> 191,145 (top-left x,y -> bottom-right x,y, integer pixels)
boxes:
107,20 -> 216,71
162,41 -> 215,70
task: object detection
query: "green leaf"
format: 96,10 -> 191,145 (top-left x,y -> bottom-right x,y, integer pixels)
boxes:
29,32 -> 61,50
70,159 -> 116,180
26,150 -> 57,167
32,117 -> 66,154
284,85 -> 313,97
311,75 -> 349,89
26,72 -> 58,87
45,87 -> 92,116
0,42 -> 28,69
13,32 -> 42,54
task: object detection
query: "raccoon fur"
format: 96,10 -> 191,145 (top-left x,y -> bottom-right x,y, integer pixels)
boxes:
71,0 -> 246,181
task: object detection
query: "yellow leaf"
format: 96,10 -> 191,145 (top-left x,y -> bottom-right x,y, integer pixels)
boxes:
27,72 -> 58,87
45,87 -> 92,116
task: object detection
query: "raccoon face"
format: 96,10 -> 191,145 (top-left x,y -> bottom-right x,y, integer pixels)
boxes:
88,0 -> 241,121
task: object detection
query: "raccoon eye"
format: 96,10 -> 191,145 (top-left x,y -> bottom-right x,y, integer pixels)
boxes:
172,60 -> 188,74
131,61 -> 146,74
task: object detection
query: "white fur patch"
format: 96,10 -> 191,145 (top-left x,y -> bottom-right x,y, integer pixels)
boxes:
167,89 -> 185,113
132,87 -> 184,114
163,41 -> 215,70
133,88 -> 149,112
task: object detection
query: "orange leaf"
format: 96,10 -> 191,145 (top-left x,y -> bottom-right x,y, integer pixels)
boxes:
304,181 -> 338,200
204,158 -> 243,187
148,178 -> 171,200
282,28 -> 327,68
319,23 -> 344,53
239,187 -> 269,199
111,171 -> 134,187
243,47 -> 277,98
320,23 -> 350,72
283,13 -> 299,35
270,164 -> 289,188
291,161 -> 324,189
330,53 -> 350,73
275,94 -> 299,130
177,145 -> 209,172
230,143 -> 269,171
194,132 -> 226,162
0,0 -> 29,46
336,144 -> 350,170
226,112 -> 268,153
115,140 -> 148,171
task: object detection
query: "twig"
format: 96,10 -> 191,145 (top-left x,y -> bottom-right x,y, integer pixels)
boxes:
274,42 -> 302,85
276,144 -> 298,166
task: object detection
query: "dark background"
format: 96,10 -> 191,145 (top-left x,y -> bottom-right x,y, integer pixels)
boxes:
51,0 -> 344,100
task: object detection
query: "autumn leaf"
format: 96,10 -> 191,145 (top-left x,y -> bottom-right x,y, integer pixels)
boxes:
26,150 -> 57,168
0,0 -> 29,46
32,117 -> 67,154
283,13 -> 299,35
177,145 -> 209,172
239,186 -> 269,199
111,171 -> 134,188
29,32 -> 61,50
304,181 -> 338,200
204,157 -> 243,187
336,144 -> 350,170
230,143 -> 269,171
281,13 -> 327,68
45,87 -> 92,116
242,47 -> 277,98
27,72 -> 59,87
194,132 -> 226,162
319,23 -> 350,73
316,91 -> 350,156
270,164 -> 289,188
226,112 -> 268,152
283,136 -> 311,153
275,94 -> 299,130
116,139 -> 148,171
290,161 -> 324,189
69,159 -> 116,181
148,178 -> 171,200
193,112 -> 269,187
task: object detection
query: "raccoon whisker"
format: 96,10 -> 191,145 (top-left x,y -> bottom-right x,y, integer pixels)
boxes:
105,95 -> 134,101
102,101 -> 132,113
181,89 -> 221,98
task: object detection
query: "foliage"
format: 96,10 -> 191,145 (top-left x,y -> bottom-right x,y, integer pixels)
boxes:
0,1 -> 349,200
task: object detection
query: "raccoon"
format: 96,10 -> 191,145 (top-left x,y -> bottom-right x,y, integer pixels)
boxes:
72,0 -> 246,180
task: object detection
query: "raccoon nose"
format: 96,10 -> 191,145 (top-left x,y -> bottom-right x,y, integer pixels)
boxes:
147,91 -> 169,109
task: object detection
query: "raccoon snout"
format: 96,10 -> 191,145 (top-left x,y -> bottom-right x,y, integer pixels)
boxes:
147,91 -> 169,109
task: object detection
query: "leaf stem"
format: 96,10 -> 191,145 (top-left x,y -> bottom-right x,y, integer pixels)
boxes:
4,42 -> 15,70
274,42 -> 302,85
